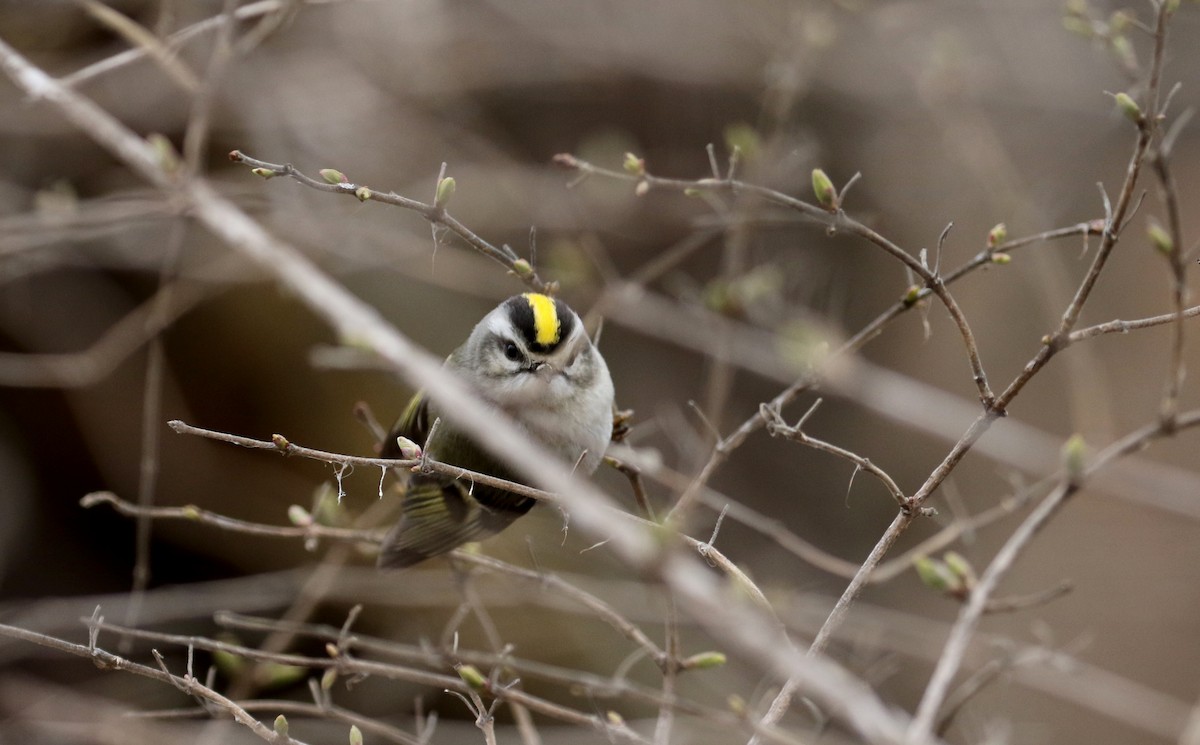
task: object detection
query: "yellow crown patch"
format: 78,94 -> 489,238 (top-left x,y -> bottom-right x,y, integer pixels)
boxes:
523,293 -> 560,347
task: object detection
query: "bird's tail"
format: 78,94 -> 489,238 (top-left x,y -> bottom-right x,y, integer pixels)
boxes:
377,478 -> 533,568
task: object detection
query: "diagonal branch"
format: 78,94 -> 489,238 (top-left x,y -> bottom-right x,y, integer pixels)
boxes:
908,408 -> 1200,740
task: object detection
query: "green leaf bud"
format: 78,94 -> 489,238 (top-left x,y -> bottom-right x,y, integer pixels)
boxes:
684,651 -> 727,669
287,505 -> 312,526
349,725 -> 363,745
728,694 -> 747,715
457,664 -> 487,689
212,647 -> 246,676
511,258 -> 534,278
274,714 -> 289,738
622,152 -> 645,176
1148,222 -> 1174,254
1113,92 -> 1142,124
251,167 -> 277,179
990,252 -> 1012,265
435,176 -> 456,208
354,186 -> 372,202
811,168 -> 836,210
256,662 -> 307,689
146,133 -> 180,174
319,168 -> 347,184
942,551 -> 977,589
1110,35 -> 1137,70
987,222 -> 1007,248
393,436 -> 422,460
914,555 -> 961,593
1062,433 -> 1087,486
723,122 -> 762,161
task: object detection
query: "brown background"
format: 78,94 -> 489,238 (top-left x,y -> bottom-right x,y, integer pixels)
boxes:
1,1 -> 1198,743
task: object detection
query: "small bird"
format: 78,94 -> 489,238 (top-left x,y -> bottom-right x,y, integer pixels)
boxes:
377,292 -> 615,568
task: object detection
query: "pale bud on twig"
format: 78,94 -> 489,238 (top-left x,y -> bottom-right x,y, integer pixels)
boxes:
287,505 -> 312,526
987,222 -> 1007,248
319,168 -> 348,184
435,176 -> 456,208
456,664 -> 487,689
1062,433 -> 1087,487
1112,92 -> 1142,124
146,133 -> 180,174
511,258 -> 534,278
622,152 -> 645,176
942,551 -> 977,590
811,168 -> 837,210
728,694 -> 747,715
1147,221 -> 1174,254
683,651 -> 727,669
914,555 -> 962,594
393,436 -> 422,460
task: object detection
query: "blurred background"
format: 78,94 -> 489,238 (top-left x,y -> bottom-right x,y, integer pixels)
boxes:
1,0 -> 1199,742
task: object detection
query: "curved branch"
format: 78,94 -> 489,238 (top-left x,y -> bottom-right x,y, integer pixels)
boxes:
228,150 -> 548,292
555,155 -> 996,407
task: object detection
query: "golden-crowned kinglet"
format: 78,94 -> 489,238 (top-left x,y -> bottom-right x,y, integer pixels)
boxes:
378,292 -> 614,568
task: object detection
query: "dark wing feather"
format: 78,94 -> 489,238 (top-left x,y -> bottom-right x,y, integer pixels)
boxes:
380,391 -> 431,460
376,392 -> 536,568
377,478 -> 534,568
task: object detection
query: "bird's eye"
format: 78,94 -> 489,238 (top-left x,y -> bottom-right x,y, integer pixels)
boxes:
502,341 -> 522,362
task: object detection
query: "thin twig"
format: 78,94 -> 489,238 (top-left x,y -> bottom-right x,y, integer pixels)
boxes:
662,218 -> 1103,524
1066,304 -> 1200,344
76,0 -> 200,93
0,37 -> 934,744
555,155 -> 997,409
0,623 -> 298,744
168,419 -> 553,504
83,618 -> 652,744
983,580 -> 1073,615
908,408 -> 1200,740
229,150 -> 549,292
0,279 -> 211,388
653,594 -> 679,745
59,0 -> 341,89
137,699 -> 422,745
82,491 -> 371,542
761,400 -> 907,508
120,221 -> 186,652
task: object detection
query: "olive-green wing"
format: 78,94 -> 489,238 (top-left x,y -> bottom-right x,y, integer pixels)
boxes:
379,391 -> 431,459
377,477 -> 533,568
376,390 -> 537,568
